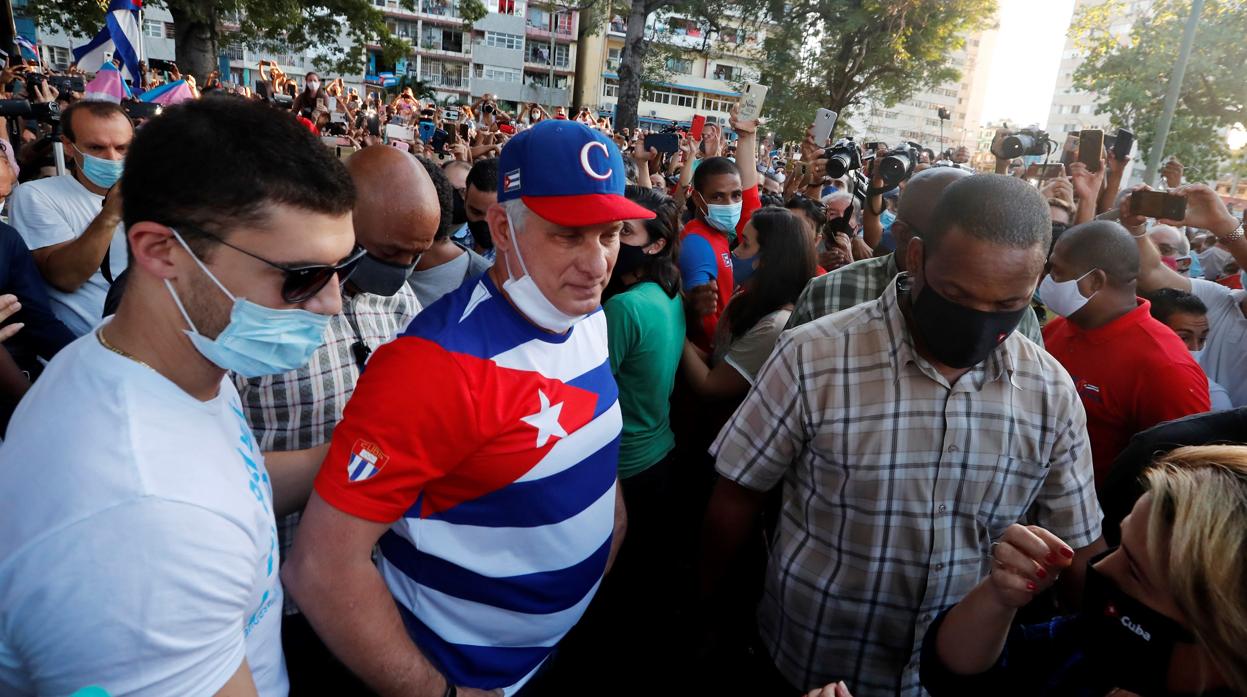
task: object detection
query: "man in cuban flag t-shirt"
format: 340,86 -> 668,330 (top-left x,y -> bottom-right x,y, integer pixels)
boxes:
283,120 -> 655,697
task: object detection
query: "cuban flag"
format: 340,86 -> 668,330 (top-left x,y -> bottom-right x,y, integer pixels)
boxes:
72,0 -> 143,83
347,440 -> 388,483
14,36 -> 38,61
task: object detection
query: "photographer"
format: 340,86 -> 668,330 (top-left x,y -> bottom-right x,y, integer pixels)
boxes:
8,100 -> 131,337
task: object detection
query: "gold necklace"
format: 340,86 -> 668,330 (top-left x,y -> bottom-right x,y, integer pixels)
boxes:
96,328 -> 156,372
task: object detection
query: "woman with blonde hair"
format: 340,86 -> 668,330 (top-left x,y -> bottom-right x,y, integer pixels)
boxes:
921,444 -> 1247,696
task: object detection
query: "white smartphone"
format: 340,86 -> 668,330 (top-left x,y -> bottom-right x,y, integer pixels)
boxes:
385,123 -> 416,143
738,83 -> 768,122
812,108 -> 838,146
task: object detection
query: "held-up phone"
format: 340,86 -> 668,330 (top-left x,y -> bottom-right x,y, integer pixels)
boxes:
863,141 -> 883,152
47,75 -> 84,93
1025,163 -> 1066,179
786,159 -> 809,180
418,121 -> 436,142
812,108 -> 838,145
1079,129 -> 1104,171
1060,132 -> 1080,167
1131,190 -> 1187,221
690,114 -> 706,141
444,109 -> 460,122
123,101 -> 163,120
1112,128 -> 1135,160
738,83 -> 769,122
431,129 -> 448,153
644,132 -> 680,155
385,123 -> 415,142
148,58 -> 177,73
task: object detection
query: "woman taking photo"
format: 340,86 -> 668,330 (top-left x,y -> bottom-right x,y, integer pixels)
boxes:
922,444 -> 1247,696
682,207 -> 817,398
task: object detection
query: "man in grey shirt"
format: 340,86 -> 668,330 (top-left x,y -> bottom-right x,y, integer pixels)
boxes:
409,157 -> 491,308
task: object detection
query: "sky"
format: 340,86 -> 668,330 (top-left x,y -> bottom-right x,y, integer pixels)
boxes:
980,0 -> 1079,129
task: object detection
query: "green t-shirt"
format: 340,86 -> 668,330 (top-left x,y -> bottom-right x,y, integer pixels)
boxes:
604,281 -> 686,478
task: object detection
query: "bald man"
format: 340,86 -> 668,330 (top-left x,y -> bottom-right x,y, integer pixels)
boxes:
1041,220 -> 1210,485
787,168 -> 1045,345
1148,223 -> 1197,277
233,144 -> 429,694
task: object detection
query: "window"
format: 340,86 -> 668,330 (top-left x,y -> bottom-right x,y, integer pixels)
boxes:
474,64 -> 522,83
607,47 -> 621,71
712,63 -> 739,81
422,0 -> 459,16
484,31 -> 523,50
47,45 -> 70,68
603,78 -> 618,98
389,20 -> 417,38
527,43 -> 568,68
642,86 -> 696,108
422,26 -> 464,51
143,18 -> 163,38
665,56 -> 692,74
702,95 -> 733,112
495,0 -> 524,15
164,22 -> 176,39
225,42 -> 245,60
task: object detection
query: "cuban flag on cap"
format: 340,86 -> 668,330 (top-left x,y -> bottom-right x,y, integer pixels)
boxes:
347,440 -> 388,482
497,120 -> 656,227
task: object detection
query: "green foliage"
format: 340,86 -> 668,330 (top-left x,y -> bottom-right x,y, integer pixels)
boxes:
1070,0 -> 1247,182
757,0 -> 997,143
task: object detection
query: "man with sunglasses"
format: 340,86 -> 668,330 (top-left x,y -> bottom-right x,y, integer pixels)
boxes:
284,120 -> 650,696
0,98 -> 355,696
234,144 -> 430,693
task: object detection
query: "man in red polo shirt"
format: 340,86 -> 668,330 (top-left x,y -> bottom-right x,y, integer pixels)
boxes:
1040,220 -> 1209,486
679,111 -> 761,351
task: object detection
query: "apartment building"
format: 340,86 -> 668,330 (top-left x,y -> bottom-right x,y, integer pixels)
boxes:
577,12 -> 768,128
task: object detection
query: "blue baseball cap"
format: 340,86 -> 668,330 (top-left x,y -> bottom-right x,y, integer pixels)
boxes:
498,120 -> 655,227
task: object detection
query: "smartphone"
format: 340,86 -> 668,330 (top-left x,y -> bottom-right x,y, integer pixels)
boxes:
1112,128 -> 1135,160
644,133 -> 680,155
786,159 -> 809,180
122,101 -> 162,120
1131,190 -> 1187,220
148,58 -> 177,73
863,141 -> 883,152
1079,129 -> 1104,171
431,129 -> 448,152
1060,132 -> 1080,167
444,109 -> 460,122
498,122 -> 516,134
738,83 -> 769,122
690,114 -> 706,141
418,121 -> 436,142
47,75 -> 85,93
390,140 -> 411,153
812,108 -> 838,145
1025,163 -> 1066,179
385,123 -> 415,142
321,135 -> 344,148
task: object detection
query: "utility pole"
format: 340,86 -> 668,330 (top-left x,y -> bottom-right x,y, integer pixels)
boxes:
1144,0 -> 1204,186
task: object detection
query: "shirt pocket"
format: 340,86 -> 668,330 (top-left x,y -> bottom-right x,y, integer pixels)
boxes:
976,455 -> 1048,541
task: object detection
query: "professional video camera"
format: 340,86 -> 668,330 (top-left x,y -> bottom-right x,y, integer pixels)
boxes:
993,128 -> 1050,160
0,99 -> 60,123
823,137 -> 862,179
877,142 -> 920,188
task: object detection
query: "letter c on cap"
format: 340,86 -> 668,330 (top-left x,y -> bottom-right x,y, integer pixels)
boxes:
580,141 -> 612,180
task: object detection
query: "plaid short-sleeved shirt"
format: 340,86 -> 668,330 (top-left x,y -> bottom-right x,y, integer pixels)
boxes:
784,253 -> 1045,346
713,276 -> 1101,696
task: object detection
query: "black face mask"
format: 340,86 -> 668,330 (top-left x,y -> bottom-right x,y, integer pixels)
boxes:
827,204 -> 854,236
612,242 -> 648,281
908,268 -> 1027,369
1079,550 -> 1196,696
351,252 -> 418,297
468,219 -> 493,250
452,190 -> 468,226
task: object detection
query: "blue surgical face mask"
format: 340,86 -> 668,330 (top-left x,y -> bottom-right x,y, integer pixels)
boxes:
74,145 -> 124,189
731,251 -> 757,288
701,194 -> 742,240
166,230 -> 332,378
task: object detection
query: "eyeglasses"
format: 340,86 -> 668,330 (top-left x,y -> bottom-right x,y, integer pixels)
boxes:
181,225 -> 365,304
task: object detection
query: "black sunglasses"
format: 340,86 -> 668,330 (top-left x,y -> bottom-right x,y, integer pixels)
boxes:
179,225 -> 365,304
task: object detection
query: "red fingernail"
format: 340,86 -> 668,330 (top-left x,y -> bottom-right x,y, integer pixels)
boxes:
1060,547 -> 1075,559
1036,567 -> 1048,579
1026,582 -> 1036,591
1046,552 -> 1060,564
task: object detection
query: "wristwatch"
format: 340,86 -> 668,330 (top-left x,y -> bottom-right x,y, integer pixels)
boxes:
1219,218 -> 1246,243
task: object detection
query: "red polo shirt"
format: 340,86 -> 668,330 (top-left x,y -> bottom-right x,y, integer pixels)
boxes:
1042,299 -> 1210,486
680,185 -> 762,351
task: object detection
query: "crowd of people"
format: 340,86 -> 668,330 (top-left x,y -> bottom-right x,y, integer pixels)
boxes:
0,58 -> 1243,697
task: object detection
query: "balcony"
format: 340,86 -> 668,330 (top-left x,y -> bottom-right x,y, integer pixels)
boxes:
608,18 -> 626,35
421,72 -> 470,90
524,21 -> 575,40
418,0 -> 464,23
418,39 -> 471,60
524,48 -> 571,72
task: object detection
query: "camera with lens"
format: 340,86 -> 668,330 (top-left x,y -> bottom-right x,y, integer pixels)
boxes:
993,128 -> 1050,160
823,137 -> 861,179
269,92 -> 293,109
877,142 -> 919,187
0,99 -> 60,123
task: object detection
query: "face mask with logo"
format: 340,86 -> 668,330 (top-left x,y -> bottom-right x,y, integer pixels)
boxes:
351,252 -> 418,297
468,218 -> 493,250
731,252 -> 757,287
909,269 -> 1027,369
166,230 -> 331,378
1039,269 -> 1097,318
1079,551 -> 1195,697
502,211 -> 587,333
73,145 -> 124,189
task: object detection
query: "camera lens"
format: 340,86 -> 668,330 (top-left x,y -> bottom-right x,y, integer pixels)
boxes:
826,152 -> 852,179
1001,134 -> 1033,160
879,154 -> 911,186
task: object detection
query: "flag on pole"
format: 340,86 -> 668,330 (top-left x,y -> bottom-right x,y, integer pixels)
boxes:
72,0 -> 144,82
139,79 -> 193,106
84,61 -> 133,103
14,36 -> 38,61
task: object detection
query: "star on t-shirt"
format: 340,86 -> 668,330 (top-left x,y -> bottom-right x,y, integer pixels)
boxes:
521,389 -> 568,448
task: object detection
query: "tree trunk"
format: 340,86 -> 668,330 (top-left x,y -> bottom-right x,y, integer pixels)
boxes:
167,0 -> 218,84
614,0 -> 650,132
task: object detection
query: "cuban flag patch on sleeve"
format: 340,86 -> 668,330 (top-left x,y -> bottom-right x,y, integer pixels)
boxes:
347,440 -> 389,482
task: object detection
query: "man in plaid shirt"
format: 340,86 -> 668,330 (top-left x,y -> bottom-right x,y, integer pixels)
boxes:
785,168 -> 1044,347
703,174 -> 1103,696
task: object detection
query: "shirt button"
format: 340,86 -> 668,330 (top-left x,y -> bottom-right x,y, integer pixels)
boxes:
947,444 -> 960,453
938,504 -> 947,513
935,563 -> 944,571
